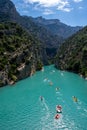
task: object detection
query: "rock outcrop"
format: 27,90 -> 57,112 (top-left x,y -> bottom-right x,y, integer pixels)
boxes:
55,26 -> 87,78
0,22 -> 43,87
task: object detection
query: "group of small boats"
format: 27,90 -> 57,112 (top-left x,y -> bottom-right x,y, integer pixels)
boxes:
55,105 -> 62,119
55,96 -> 78,119
40,80 -> 78,120
40,95 -> 78,120
40,96 -> 62,119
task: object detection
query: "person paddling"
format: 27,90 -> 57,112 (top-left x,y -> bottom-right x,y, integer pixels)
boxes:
55,114 -> 60,119
72,96 -> 78,102
40,96 -> 43,101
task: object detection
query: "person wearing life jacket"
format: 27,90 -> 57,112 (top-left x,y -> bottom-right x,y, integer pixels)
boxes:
56,105 -> 62,113
57,105 -> 62,110
55,114 -> 60,119
56,87 -> 60,91
72,96 -> 78,102
40,96 -> 43,101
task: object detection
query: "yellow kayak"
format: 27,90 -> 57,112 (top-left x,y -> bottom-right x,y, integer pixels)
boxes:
72,96 -> 78,102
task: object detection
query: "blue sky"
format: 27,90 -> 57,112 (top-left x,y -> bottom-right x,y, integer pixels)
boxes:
11,0 -> 87,26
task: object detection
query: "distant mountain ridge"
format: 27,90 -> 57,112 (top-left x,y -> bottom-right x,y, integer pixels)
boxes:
0,0 -> 82,49
0,0 -> 64,59
33,16 -> 82,38
0,0 -> 85,87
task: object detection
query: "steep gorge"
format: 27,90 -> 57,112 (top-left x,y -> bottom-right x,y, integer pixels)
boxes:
0,22 -> 43,87
55,26 -> 87,78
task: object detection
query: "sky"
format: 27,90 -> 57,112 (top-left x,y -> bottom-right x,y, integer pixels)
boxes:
11,0 -> 87,26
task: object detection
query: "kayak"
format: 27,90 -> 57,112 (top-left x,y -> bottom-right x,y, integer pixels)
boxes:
55,114 -> 60,119
56,105 -> 62,113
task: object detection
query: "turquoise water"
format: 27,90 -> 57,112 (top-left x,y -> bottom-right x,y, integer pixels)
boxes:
0,65 -> 87,130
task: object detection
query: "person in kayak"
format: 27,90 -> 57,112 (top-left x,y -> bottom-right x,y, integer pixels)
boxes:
40,96 -> 43,101
56,105 -> 62,113
55,114 -> 60,119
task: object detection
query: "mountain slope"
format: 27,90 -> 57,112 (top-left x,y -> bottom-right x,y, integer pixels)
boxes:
0,0 -> 20,22
0,0 -> 81,60
55,26 -> 87,78
0,22 -> 43,87
20,16 -> 63,48
0,0 -> 63,56
34,16 -> 82,38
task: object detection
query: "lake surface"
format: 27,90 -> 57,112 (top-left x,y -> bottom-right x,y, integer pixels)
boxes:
0,65 -> 87,130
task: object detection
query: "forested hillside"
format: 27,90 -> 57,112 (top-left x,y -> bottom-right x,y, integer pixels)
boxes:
0,22 -> 43,87
55,26 -> 87,78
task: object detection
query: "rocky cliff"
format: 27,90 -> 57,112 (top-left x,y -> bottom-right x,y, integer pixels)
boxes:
0,0 -> 63,60
0,0 -> 20,22
0,22 -> 43,87
0,0 -> 81,60
0,0 -> 83,87
55,26 -> 87,78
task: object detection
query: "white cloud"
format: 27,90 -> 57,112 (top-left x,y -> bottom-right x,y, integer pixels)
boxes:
78,6 -> 83,9
23,0 -> 73,12
24,0 -> 69,8
57,1 -> 72,12
58,7 -> 72,12
43,9 -> 54,15
24,0 -> 61,7
33,4 -> 41,10
73,0 -> 83,3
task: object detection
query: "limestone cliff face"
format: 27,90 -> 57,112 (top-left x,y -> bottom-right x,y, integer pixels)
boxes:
0,0 -> 20,22
0,22 -> 43,87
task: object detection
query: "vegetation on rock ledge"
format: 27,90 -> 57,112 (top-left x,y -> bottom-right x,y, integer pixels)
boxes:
55,26 -> 87,78
0,22 -> 42,87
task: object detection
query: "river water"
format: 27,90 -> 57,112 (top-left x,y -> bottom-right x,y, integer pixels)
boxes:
0,65 -> 87,130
